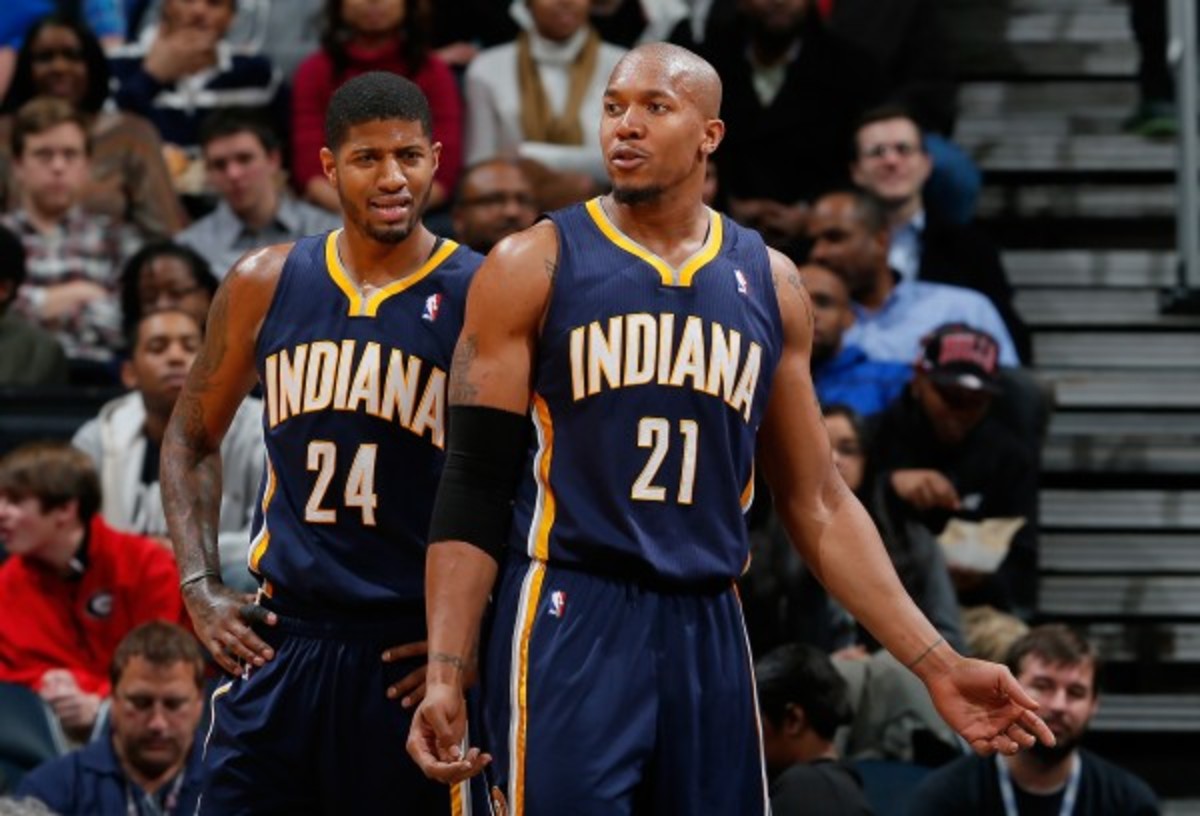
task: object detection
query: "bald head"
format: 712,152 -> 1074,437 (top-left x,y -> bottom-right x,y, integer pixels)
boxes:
611,43 -> 722,119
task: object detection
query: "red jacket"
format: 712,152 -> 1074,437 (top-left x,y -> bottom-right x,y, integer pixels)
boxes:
290,41 -> 464,196
0,515 -> 182,697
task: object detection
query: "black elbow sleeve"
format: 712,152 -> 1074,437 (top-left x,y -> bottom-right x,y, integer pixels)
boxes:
427,405 -> 531,560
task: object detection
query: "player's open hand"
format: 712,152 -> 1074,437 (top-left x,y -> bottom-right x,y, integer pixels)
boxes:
926,656 -> 1056,756
407,683 -> 491,784
182,580 -> 276,675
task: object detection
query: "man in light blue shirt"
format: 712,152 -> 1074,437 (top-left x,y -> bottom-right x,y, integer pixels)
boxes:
177,110 -> 338,277
808,189 -> 1019,366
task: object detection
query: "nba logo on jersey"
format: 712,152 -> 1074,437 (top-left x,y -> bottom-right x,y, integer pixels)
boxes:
422,293 -> 442,322
734,269 -> 748,295
548,590 -> 567,619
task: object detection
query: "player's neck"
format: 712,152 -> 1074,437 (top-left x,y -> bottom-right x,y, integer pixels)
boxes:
601,191 -> 709,263
1006,749 -> 1078,794
337,224 -> 437,288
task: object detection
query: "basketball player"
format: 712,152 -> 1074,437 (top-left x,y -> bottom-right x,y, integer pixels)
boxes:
407,44 -> 1056,815
161,73 -> 482,814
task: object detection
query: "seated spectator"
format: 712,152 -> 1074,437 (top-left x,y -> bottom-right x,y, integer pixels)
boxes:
909,624 -> 1160,815
962,605 -> 1028,662
463,0 -> 625,210
431,0 -> 519,72
807,189 -> 1018,365
756,643 -> 873,816
804,262 -> 909,416
108,0 -> 282,156
0,2 -> 124,101
292,0 -> 462,214
451,157 -> 539,253
0,222 -> 66,386
72,309 -> 263,592
177,110 -> 339,278
824,0 -> 980,224
120,241 -> 218,335
849,106 -> 1029,362
696,0 -> 883,251
1,98 -> 138,375
871,324 -> 1038,616
0,442 -> 183,742
0,14 -> 187,240
16,621 -> 205,816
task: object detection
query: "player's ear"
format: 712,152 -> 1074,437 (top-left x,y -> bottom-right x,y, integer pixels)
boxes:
700,118 -> 724,156
320,147 -> 337,186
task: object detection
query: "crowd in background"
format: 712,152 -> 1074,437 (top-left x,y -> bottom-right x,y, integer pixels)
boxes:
0,1 -> 1163,814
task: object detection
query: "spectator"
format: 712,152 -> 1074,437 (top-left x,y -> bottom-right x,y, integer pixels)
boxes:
850,105 -> 1030,362
430,0 -> 519,71
0,1 -> 125,102
824,0 -> 979,223
119,241 -> 218,336
697,0 -> 884,251
756,642 -> 873,816
0,442 -> 183,742
909,624 -> 1161,816
177,110 -> 339,278
108,0 -> 282,153
0,14 -> 186,240
1125,0 -> 1176,138
291,0 -> 462,214
1,97 -> 138,376
463,0 -> 625,209
72,309 -> 263,592
803,262 -> 909,416
807,189 -> 1019,366
16,622 -> 205,816
451,157 -> 538,254
0,222 -> 66,386
962,605 -> 1028,662
871,323 -> 1038,616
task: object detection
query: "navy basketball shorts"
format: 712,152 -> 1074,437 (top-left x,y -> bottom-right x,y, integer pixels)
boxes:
200,598 -> 482,816
479,554 -> 769,815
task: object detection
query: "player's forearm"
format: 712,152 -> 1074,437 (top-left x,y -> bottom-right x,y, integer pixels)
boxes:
784,483 -> 954,676
161,408 -> 226,583
424,540 -> 498,688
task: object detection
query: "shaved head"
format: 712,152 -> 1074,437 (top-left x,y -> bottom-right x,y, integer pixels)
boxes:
611,43 -> 722,119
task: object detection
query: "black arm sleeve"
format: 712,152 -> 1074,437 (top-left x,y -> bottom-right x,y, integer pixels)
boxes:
427,405 -> 531,560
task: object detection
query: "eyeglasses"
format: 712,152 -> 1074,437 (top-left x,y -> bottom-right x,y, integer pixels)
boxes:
861,141 -> 922,160
117,692 -> 199,716
458,192 -> 536,209
31,46 -> 85,63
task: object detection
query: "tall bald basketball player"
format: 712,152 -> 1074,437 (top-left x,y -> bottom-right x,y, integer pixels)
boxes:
161,72 -> 482,814
408,44 -> 1056,815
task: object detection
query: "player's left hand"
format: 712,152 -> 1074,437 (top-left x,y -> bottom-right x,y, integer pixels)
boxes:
383,639 -> 428,708
926,656 -> 1056,756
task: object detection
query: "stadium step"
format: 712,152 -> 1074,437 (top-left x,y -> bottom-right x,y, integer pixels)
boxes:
1040,370 -> 1200,410
1014,289 -> 1200,328
1040,576 -> 1200,617
1077,622 -> 1200,663
1043,412 -> 1200,474
1089,694 -> 1200,732
1034,333 -> 1200,368
978,184 -> 1177,222
1042,533 -> 1200,573
1041,489 -> 1200,529
1005,250 -> 1176,288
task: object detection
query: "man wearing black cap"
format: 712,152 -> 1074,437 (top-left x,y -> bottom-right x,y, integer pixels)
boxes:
869,323 -> 1039,618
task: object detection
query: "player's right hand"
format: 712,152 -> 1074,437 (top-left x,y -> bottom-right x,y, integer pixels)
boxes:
407,683 -> 491,784
182,581 -> 277,675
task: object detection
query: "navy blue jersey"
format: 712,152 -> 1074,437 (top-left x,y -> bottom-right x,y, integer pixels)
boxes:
508,199 -> 784,585
249,230 -> 480,611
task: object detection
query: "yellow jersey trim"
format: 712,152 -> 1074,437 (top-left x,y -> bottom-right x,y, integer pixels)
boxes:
248,457 -> 277,572
510,559 -> 547,816
584,197 -> 723,287
324,230 -> 460,317
527,395 -> 556,562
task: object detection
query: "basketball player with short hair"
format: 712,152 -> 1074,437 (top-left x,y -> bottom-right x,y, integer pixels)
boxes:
161,72 -> 482,814
408,43 -> 1056,815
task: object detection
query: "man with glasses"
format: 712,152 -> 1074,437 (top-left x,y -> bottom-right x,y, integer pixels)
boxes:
850,105 -> 1029,363
451,158 -> 539,254
17,621 -> 207,816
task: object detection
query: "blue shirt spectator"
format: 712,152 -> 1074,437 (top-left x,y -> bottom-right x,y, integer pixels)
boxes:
1,1 -> 125,48
815,345 -> 910,416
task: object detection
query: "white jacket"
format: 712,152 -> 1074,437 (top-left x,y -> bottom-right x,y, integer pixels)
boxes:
73,392 -> 265,591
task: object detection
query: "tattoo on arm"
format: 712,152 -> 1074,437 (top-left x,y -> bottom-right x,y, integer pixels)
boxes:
448,335 -> 480,405
430,652 -> 470,672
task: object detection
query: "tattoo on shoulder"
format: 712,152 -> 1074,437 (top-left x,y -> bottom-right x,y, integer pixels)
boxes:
544,257 -> 558,282
785,268 -> 803,294
448,335 -> 480,405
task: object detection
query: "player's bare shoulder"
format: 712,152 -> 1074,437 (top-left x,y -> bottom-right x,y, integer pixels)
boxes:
766,247 -> 814,337
468,220 -> 559,323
